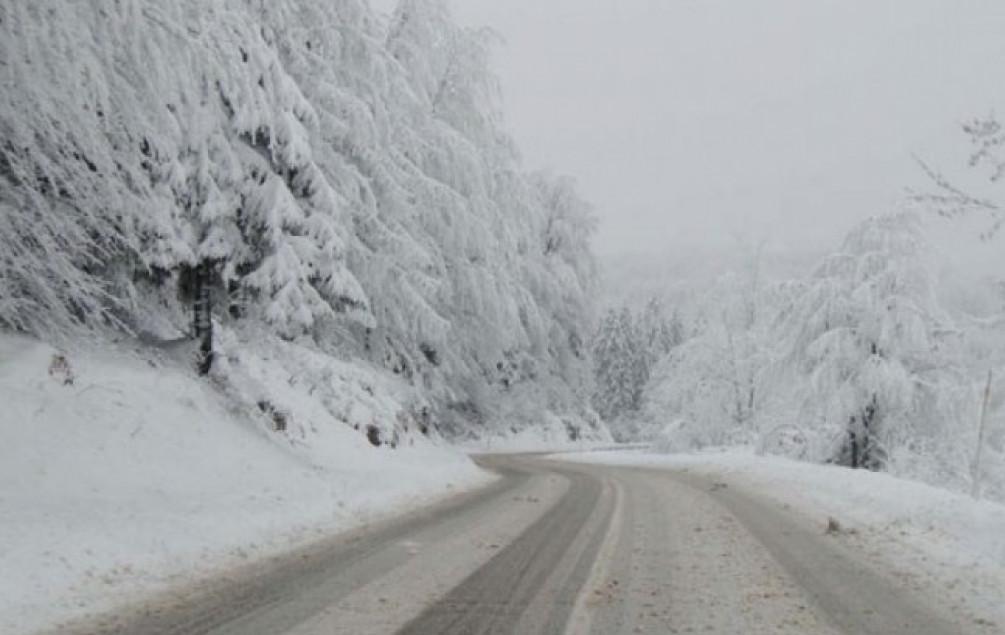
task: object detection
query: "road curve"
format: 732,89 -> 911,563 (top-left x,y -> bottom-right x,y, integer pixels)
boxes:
52,455 -> 975,635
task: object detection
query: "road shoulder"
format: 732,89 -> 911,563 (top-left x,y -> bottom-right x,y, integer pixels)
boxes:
556,450 -> 1004,634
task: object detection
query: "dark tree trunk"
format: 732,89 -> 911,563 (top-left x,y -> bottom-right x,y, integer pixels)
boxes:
193,261 -> 214,375
841,395 -> 882,471
849,416 -> 860,469
860,394 -> 881,470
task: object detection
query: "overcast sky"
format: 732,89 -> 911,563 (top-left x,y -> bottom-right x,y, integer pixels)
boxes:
380,1 -> 1005,259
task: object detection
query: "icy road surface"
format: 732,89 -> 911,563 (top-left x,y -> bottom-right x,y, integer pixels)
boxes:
54,455 -> 977,635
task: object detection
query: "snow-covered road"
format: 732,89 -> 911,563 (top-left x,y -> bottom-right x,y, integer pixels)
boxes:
48,453 -> 996,635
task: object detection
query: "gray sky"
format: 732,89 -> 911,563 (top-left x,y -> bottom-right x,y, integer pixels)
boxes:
373,1 -> 1005,260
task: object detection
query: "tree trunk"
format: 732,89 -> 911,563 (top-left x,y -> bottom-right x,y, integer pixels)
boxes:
861,394 -> 880,470
193,261 -> 214,376
849,416 -> 860,469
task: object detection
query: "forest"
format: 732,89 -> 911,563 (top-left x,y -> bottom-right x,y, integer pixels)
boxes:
596,204 -> 1005,501
0,0 -> 601,442
4,3 -> 1005,633
2,0 -> 1003,501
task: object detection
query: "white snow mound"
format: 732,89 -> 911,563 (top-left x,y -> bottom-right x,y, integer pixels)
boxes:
0,333 -> 487,634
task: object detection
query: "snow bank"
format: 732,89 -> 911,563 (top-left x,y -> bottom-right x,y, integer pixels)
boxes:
0,333 -> 487,634
558,448 -> 1005,626
458,411 -> 614,454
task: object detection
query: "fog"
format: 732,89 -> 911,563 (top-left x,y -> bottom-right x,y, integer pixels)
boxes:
389,0 -> 1005,260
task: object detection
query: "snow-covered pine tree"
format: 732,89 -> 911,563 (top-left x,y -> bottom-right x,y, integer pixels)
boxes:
2,0 -> 376,358
528,172 -> 598,402
0,0 -> 150,336
592,307 -> 647,422
125,1 -> 374,372
377,0 -> 599,434
0,0 -> 603,439
590,297 -> 684,441
638,297 -> 681,368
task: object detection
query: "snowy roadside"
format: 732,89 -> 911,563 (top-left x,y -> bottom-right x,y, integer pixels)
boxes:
556,448 -> 1005,630
0,334 -> 490,635
458,429 -> 619,455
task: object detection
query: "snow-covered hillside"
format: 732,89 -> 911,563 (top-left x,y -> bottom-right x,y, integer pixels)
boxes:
0,1 -> 609,630
0,333 -> 488,634
0,0 -> 604,440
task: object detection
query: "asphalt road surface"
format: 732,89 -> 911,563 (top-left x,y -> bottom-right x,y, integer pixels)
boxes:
56,454 -> 972,635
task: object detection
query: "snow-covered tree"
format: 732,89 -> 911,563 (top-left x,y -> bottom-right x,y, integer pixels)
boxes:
909,117 -> 1005,494
591,298 -> 682,439
642,272 -> 776,449
912,116 -> 1004,240
1,0 -> 374,359
592,308 -> 643,422
775,213 -> 969,471
638,297 -> 682,368
0,0 -> 148,336
0,0 -> 603,439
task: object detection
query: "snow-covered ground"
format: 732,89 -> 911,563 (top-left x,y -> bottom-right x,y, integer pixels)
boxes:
558,448 -> 1005,629
459,422 -> 615,455
0,333 -> 488,635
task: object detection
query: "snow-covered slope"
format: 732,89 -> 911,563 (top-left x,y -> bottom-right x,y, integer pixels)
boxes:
0,333 -> 487,634
0,0 -> 603,439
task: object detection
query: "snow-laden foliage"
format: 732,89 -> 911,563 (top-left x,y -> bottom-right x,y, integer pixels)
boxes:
642,212 -> 1005,500
643,269 -> 786,450
775,214 -> 973,475
593,308 -> 644,421
592,298 -> 680,440
912,115 -> 1004,239
0,0 -> 601,439
0,0 -> 370,339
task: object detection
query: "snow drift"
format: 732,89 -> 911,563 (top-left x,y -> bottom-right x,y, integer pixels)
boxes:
0,332 -> 487,634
